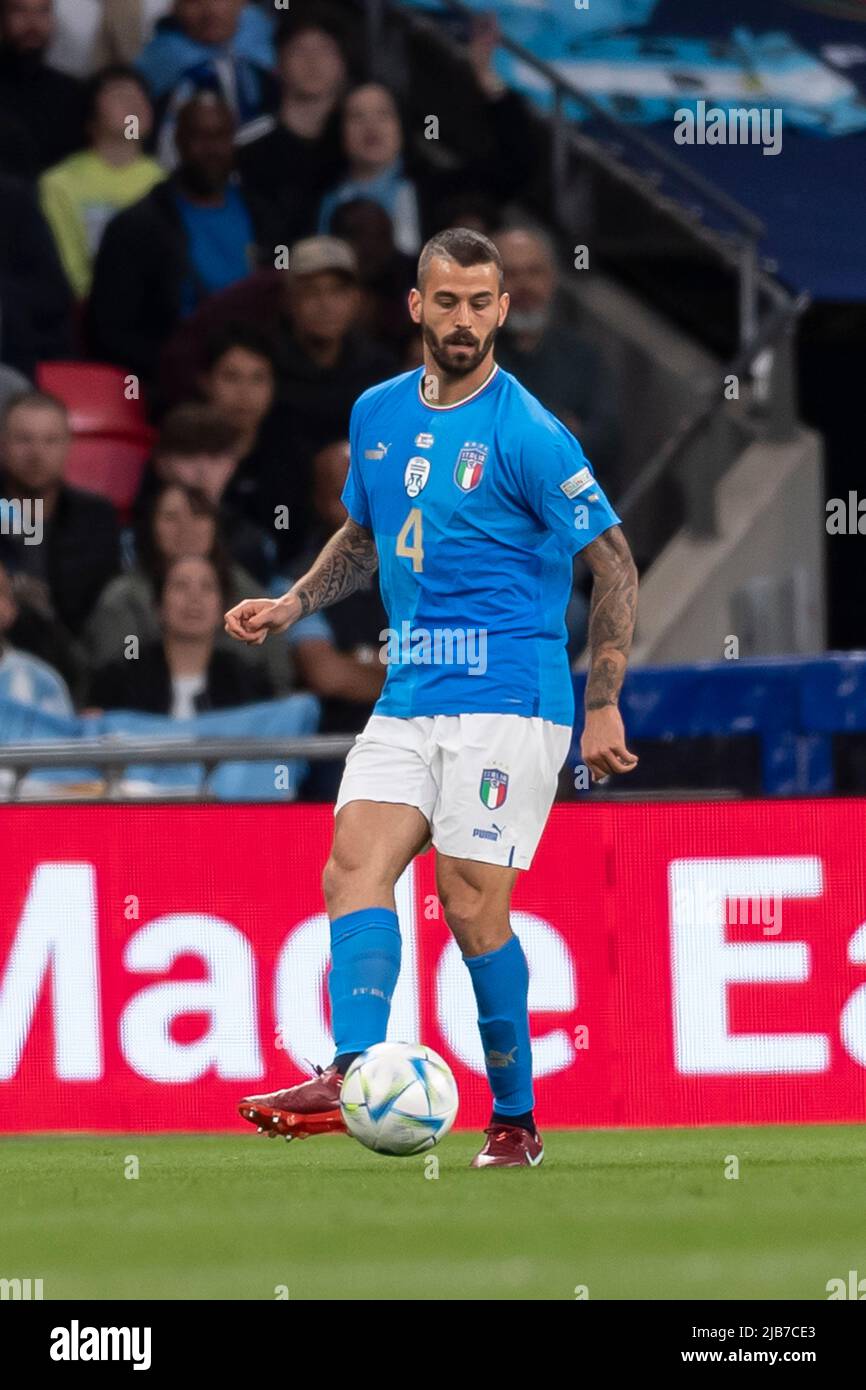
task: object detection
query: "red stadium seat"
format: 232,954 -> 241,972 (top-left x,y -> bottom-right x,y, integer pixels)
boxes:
34,361 -> 155,517
36,361 -> 153,442
62,435 -> 150,513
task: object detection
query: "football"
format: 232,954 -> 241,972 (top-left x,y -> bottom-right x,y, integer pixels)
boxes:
339,1042 -> 459,1156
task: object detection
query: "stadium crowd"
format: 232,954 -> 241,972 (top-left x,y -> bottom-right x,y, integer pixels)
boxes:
0,0 -> 617,794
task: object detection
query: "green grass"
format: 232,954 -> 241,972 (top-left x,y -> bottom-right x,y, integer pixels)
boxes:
1,1127 -> 865,1300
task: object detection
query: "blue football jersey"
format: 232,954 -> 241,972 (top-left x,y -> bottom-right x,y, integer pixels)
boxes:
341,363 -> 621,724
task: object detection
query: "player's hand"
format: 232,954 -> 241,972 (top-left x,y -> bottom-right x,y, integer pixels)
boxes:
580,706 -> 639,782
223,594 -> 301,646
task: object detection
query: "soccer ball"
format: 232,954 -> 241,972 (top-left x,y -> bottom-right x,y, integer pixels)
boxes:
340,1042 -> 459,1156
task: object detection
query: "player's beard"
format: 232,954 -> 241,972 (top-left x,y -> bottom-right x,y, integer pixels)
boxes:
422,321 -> 499,379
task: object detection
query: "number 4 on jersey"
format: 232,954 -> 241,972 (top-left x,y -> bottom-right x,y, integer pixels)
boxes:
396,506 -> 424,572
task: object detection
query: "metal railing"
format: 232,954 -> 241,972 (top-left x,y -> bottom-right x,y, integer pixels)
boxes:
0,735 -> 356,801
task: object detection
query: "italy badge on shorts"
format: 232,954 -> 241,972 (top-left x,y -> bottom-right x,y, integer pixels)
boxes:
480,767 -> 508,809
454,441 -> 488,492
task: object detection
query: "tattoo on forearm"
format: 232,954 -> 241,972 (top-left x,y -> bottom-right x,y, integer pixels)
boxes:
582,526 -> 638,711
293,519 -> 378,616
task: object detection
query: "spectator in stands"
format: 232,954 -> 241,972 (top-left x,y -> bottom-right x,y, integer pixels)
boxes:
494,225 -> 618,477
317,20 -> 536,256
237,18 -> 348,243
137,0 -> 276,166
197,323 -> 310,568
136,402 -> 277,583
0,391 -> 120,639
291,438 -> 386,798
44,0 -> 101,77
0,176 -> 72,375
0,0 -> 87,173
95,0 -> 173,68
330,198 -> 415,355
0,558 -> 74,715
88,92 -> 281,385
88,551 -> 272,715
40,65 -> 165,299
85,479 -> 293,692
159,235 -> 396,443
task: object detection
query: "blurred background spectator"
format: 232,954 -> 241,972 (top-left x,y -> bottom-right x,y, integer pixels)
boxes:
317,26 -> 536,257
0,391 -> 119,649
0,175 -> 72,374
237,17 -> 348,243
88,91 -> 281,385
158,235 -> 396,449
85,477 -> 292,694
196,323 -> 311,569
138,0 -> 276,166
95,0 -> 173,70
0,0 -> 86,175
87,550 -> 271,715
0,556 -> 74,714
135,402 -> 277,583
329,198 -> 416,356
40,64 -> 164,299
493,225 -> 618,480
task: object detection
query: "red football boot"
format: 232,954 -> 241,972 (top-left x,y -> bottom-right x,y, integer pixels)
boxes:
238,1062 -> 346,1141
470,1123 -> 544,1168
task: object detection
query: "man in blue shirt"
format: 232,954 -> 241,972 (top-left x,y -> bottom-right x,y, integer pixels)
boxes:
226,228 -> 639,1168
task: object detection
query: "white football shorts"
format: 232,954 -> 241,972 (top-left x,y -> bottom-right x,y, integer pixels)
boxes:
334,713 -> 573,869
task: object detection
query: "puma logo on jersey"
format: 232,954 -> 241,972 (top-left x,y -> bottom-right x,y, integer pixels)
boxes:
365,441 -> 391,460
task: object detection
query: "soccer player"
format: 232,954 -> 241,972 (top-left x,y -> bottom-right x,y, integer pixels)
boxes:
225,228 -> 638,1167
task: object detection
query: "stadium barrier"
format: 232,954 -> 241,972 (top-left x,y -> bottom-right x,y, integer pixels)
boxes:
1,798 -> 864,1133
574,654 -> 866,795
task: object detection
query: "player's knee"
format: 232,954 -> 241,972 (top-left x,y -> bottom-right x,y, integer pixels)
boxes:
321,853 -> 352,908
440,886 -> 489,946
322,847 -> 390,913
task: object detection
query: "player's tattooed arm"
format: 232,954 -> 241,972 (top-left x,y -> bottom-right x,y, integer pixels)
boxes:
582,525 -> 638,708
579,525 -> 639,780
292,518 -> 379,616
223,520 -> 378,645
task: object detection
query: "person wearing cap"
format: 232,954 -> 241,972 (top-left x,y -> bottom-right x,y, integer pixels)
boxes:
157,233 -> 398,448
88,90 -> 283,386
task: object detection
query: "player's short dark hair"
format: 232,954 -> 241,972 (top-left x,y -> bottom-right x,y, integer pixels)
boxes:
201,321 -> 278,375
0,390 -> 69,431
155,404 -> 241,459
417,228 -> 504,293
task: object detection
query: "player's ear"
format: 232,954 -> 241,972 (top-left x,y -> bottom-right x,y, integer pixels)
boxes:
408,288 -> 422,325
498,291 -> 510,327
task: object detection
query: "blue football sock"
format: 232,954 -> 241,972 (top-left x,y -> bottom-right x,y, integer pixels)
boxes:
463,933 -> 534,1116
328,907 -> 401,1056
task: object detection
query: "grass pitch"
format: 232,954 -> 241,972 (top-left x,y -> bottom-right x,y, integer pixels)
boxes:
2,1126 -> 865,1300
